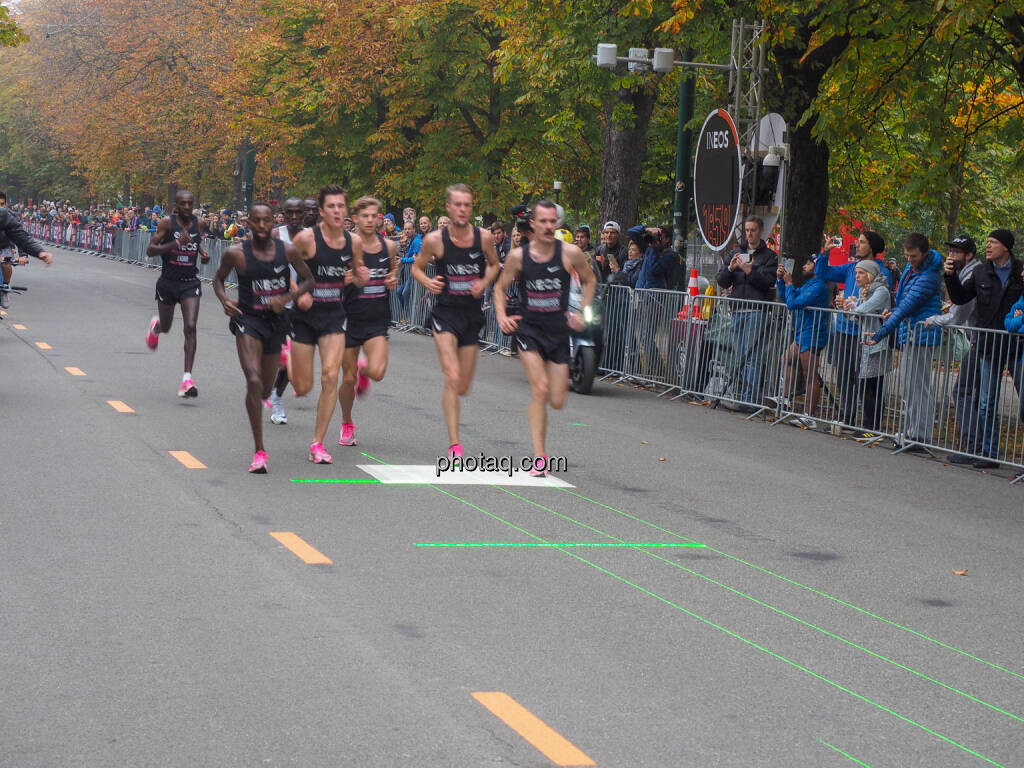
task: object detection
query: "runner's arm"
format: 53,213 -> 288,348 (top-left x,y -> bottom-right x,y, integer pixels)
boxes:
480,229 -> 501,289
349,234 -> 369,287
213,247 -> 243,316
494,249 -> 522,332
385,238 -> 399,290
1,210 -> 48,261
285,243 -> 315,301
146,218 -> 178,258
411,231 -> 445,293
567,243 -> 597,315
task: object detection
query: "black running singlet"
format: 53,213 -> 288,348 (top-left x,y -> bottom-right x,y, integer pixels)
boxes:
160,214 -> 202,281
436,226 -> 484,309
520,240 -> 570,330
305,225 -> 352,313
346,234 -> 391,322
236,240 -> 290,313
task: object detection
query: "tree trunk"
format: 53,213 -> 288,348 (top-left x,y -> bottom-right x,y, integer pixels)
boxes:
769,31 -> 850,260
599,87 -> 656,229
782,117 -> 829,259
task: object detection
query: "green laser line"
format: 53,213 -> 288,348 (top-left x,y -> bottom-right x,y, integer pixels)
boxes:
496,488 -> 1024,724
359,452 -> 1007,767
556,487 -> 1024,683
820,740 -> 873,767
414,542 -> 707,547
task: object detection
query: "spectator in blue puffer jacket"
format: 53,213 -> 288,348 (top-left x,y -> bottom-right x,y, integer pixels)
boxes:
814,230 -> 893,426
776,256 -> 831,425
866,233 -> 944,447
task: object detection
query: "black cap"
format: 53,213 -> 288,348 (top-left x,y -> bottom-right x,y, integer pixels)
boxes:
989,229 -> 1015,253
943,235 -> 976,254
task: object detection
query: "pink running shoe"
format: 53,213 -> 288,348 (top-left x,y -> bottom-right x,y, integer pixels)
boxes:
248,450 -> 269,474
355,354 -> 371,397
529,456 -> 548,477
309,442 -> 333,464
177,378 -> 198,398
146,316 -> 160,350
338,423 -> 358,446
449,443 -> 463,461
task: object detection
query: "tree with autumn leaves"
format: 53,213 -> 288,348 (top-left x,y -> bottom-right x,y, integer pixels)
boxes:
0,0 -> 1020,254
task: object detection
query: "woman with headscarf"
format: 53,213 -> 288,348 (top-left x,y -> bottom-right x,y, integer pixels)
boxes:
844,259 -> 892,436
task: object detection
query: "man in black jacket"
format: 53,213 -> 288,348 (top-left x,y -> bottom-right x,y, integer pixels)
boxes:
945,229 -> 1023,467
1,202 -> 54,308
716,215 -> 778,405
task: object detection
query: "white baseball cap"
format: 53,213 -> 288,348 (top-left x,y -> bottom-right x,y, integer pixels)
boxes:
603,221 -> 621,232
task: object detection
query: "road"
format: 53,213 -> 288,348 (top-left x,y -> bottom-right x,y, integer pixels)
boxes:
2,245 -> 1022,767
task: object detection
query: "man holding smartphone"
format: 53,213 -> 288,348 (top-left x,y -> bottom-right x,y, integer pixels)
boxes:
925,237 -> 979,461
716,216 -> 779,408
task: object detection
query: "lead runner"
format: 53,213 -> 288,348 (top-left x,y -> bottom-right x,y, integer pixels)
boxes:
412,183 -> 500,459
495,199 -> 594,474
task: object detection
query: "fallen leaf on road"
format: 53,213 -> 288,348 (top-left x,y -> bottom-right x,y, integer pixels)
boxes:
953,569 -> 968,576
658,457 -> 666,461
641,440 -> 648,445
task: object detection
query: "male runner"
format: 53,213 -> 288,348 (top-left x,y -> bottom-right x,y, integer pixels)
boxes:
412,183 -> 500,458
303,197 -> 319,229
289,185 -> 368,464
338,197 -> 399,446
264,197 -> 310,425
144,190 -> 210,397
213,203 -> 314,472
495,200 -> 595,474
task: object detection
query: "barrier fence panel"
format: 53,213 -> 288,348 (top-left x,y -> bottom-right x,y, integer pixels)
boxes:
773,306 -> 904,441
903,324 -> 1023,471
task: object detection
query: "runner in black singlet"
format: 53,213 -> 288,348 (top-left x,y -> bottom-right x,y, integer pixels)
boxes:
338,196 -> 399,446
144,190 -> 210,397
412,183 -> 500,459
264,197 -> 308,425
495,200 -> 595,474
213,203 -> 314,473
288,184 -> 368,464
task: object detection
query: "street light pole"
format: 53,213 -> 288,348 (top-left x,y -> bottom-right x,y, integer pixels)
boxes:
672,49 -> 695,256
553,180 -> 563,205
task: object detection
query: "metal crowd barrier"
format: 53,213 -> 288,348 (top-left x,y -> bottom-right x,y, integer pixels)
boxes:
35,220 -> 1024,479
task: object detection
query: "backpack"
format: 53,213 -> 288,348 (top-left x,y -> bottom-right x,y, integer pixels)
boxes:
665,250 -> 686,292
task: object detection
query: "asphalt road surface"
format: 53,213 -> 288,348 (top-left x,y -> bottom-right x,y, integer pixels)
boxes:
2,246 -> 1022,767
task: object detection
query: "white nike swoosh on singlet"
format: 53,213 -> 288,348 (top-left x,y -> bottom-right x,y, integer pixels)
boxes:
547,265 -> 560,272
274,265 -> 286,273
469,252 -> 481,259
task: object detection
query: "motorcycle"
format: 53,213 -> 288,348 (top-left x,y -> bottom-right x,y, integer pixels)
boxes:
568,277 -> 604,394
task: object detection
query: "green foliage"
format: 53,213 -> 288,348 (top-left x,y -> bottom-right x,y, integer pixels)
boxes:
0,3 -> 28,47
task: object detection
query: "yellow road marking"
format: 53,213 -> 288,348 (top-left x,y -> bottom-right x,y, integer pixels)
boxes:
472,692 -> 595,766
35,341 -> 51,349
65,367 -> 86,376
168,450 -> 207,469
107,400 -> 135,413
13,324 -> 26,330
269,532 -> 333,564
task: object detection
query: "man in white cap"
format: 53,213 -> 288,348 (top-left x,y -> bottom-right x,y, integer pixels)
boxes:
593,221 -> 627,283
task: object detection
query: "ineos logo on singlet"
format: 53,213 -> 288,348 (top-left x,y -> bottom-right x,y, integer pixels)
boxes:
525,277 -> 563,292
252,277 -> 288,294
318,264 -> 348,278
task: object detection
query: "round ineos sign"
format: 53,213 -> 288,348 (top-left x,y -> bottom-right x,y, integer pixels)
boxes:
693,109 -> 742,252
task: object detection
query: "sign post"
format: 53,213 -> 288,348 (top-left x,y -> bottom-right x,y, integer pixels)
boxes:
693,109 -> 742,252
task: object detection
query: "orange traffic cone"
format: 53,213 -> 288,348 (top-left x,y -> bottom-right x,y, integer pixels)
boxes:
684,268 -> 699,319
687,268 -> 699,298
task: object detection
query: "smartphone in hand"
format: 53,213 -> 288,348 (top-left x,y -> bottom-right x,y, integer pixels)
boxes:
783,257 -> 795,274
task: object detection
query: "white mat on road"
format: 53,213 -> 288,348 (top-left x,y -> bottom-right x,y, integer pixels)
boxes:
357,464 -> 574,487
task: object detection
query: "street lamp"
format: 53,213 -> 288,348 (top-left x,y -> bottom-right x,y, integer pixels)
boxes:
553,180 -> 563,205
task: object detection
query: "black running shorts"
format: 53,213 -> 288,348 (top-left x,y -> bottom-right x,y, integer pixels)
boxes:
289,310 -> 347,345
229,312 -> 288,356
515,324 -> 570,365
345,318 -> 389,348
156,277 -> 201,305
430,303 -> 484,347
